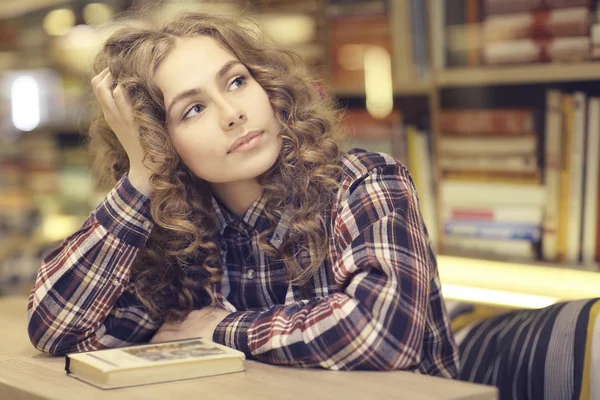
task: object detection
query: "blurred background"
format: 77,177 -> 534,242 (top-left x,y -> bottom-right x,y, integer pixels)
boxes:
2,0 -> 600,307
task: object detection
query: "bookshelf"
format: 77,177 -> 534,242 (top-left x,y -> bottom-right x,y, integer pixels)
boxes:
328,0 -> 600,282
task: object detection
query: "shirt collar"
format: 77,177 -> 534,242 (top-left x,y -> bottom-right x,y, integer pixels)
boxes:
210,193 -> 274,237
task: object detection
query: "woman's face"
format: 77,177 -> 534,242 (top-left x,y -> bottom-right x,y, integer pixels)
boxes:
155,36 -> 283,184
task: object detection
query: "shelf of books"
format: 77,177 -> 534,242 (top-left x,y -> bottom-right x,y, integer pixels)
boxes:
326,0 -> 600,277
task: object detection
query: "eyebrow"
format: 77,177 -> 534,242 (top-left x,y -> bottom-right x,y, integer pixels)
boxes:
165,60 -> 244,118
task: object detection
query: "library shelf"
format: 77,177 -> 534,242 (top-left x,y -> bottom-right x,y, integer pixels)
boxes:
436,62 -> 600,88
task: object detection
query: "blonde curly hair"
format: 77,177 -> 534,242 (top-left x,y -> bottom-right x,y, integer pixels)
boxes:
88,11 -> 344,323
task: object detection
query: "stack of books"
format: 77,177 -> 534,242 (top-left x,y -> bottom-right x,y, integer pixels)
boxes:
438,108 -> 544,261
482,0 -> 591,65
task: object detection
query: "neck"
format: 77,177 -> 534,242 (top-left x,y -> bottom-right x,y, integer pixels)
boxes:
209,179 -> 264,218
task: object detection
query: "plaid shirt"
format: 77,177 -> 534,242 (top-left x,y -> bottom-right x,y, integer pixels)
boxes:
27,150 -> 459,375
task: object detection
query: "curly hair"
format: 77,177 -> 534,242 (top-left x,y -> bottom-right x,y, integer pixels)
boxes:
88,11 -> 344,323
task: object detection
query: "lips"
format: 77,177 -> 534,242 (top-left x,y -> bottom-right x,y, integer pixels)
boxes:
228,130 -> 263,153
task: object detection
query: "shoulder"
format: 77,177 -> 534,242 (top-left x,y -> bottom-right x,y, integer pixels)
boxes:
338,149 -> 415,195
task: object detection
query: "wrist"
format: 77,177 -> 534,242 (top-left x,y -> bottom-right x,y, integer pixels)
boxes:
127,169 -> 152,197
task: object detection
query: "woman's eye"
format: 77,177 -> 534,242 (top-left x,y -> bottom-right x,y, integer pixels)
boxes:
183,104 -> 204,120
230,75 -> 247,90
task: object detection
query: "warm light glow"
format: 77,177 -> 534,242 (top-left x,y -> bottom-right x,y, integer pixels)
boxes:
11,76 -> 40,132
438,255 -> 600,308
43,8 -> 75,36
41,214 -> 84,243
83,3 -> 114,27
364,45 -> 393,119
338,44 -> 366,71
254,14 -> 316,46
442,284 -> 558,309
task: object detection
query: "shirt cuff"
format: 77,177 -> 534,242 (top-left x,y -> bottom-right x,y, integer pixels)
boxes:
95,174 -> 153,247
213,311 -> 260,358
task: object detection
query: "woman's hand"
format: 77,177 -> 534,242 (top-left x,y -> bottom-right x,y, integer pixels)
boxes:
91,68 -> 152,196
149,308 -> 232,344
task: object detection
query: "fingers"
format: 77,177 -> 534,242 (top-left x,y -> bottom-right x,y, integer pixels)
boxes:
91,68 -> 135,126
112,85 -> 135,124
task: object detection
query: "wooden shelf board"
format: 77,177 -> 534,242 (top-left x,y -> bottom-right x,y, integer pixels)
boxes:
437,62 -> 600,87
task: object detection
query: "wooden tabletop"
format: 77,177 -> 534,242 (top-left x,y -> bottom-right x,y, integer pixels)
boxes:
0,296 -> 498,400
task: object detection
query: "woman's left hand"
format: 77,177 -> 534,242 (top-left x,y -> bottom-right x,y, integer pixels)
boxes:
150,308 -> 231,344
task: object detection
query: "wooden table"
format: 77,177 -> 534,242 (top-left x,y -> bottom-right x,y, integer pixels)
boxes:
0,296 -> 498,400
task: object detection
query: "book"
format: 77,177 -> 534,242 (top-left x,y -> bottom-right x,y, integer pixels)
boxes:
542,89 -> 563,261
443,204 -> 543,225
484,0 -> 590,16
65,338 -> 245,389
483,7 -> 590,43
443,235 -> 537,261
439,154 -> 538,173
439,109 -> 535,135
438,135 -> 537,155
483,36 -> 590,65
441,180 -> 546,207
565,92 -> 587,263
444,220 -> 541,241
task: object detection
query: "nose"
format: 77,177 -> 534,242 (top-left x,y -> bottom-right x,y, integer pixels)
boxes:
219,98 -> 246,131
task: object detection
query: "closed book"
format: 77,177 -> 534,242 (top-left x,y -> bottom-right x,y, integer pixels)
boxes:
442,170 -> 542,184
439,109 -> 534,135
441,180 -> 546,206
438,135 -> 537,155
443,204 -> 543,224
439,154 -> 538,173
483,7 -> 590,43
484,0 -> 589,16
444,220 -> 541,241
565,92 -> 587,263
483,36 -> 590,65
556,94 -> 575,261
65,338 -> 245,389
541,89 -> 563,261
443,235 -> 536,261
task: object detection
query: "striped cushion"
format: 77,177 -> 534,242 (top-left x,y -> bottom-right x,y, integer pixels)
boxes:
456,298 -> 600,400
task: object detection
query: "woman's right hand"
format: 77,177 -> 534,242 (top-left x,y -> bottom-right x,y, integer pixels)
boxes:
91,67 -> 152,196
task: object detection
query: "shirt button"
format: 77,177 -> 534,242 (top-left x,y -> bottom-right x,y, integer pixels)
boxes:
112,279 -> 120,286
142,221 -> 152,230
246,269 -> 255,279
273,233 -> 282,245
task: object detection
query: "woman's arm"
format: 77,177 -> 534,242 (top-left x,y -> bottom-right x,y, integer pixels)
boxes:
27,176 -> 161,355
212,162 -> 457,374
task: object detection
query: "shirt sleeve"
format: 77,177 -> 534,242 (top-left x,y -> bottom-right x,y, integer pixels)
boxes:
27,175 -> 161,356
213,163 -> 451,371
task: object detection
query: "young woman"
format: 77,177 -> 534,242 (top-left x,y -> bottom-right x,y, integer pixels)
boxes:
27,11 -> 458,375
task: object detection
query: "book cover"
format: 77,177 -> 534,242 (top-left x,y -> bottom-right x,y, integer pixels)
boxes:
65,338 -> 245,389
